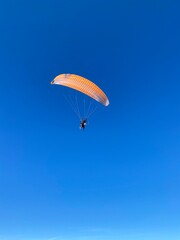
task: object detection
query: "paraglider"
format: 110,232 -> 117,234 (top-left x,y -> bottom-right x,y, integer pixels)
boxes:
51,74 -> 109,129
80,119 -> 87,130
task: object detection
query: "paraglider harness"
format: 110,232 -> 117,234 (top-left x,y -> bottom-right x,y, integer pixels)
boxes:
80,119 -> 87,130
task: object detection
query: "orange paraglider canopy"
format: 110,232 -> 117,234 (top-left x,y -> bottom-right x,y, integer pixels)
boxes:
51,74 -> 109,106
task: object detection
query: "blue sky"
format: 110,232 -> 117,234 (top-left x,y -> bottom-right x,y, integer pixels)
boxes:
0,0 -> 180,239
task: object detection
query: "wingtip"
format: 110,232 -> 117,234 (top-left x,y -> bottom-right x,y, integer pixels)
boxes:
105,99 -> 110,106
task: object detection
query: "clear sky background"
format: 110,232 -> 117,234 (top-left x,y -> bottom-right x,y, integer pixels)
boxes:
0,0 -> 180,239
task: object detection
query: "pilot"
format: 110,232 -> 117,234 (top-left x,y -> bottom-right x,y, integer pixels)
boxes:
80,119 -> 87,129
